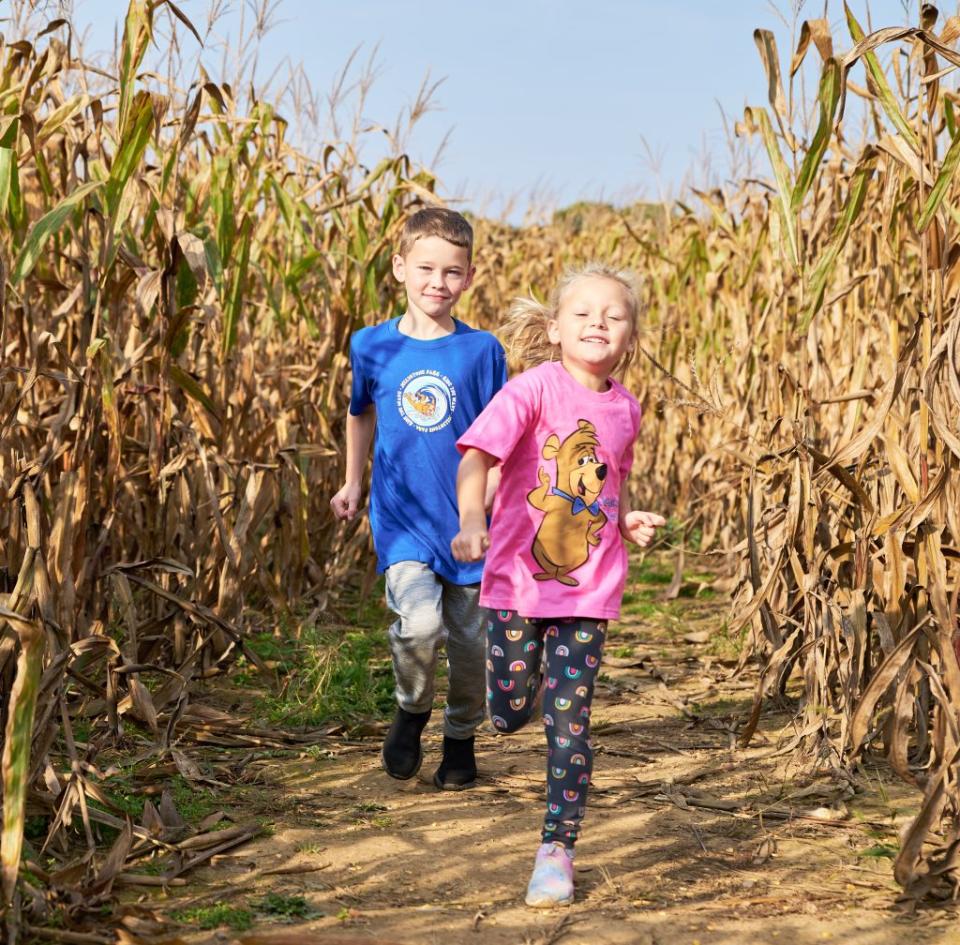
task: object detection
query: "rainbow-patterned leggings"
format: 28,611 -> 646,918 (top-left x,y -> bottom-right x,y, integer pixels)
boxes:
484,609 -> 606,848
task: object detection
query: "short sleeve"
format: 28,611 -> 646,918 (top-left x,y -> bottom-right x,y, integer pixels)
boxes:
457,372 -> 536,463
348,333 -> 373,416
618,399 -> 642,481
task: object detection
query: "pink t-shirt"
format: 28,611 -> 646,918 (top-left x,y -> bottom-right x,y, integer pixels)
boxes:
457,360 -> 641,619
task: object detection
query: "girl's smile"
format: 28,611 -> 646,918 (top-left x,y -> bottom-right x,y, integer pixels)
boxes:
546,276 -> 635,390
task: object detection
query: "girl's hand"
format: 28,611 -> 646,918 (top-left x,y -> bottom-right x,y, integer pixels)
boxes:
451,523 -> 491,562
620,510 -> 667,547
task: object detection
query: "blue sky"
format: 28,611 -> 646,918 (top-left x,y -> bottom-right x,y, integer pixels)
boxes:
67,1 -> 942,218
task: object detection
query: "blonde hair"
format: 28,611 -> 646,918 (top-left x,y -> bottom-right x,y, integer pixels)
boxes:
398,207 -> 474,260
501,263 -> 643,373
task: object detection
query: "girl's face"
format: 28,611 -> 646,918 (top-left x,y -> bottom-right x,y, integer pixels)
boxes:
547,276 -> 635,388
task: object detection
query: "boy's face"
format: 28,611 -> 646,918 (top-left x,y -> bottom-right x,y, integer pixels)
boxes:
393,235 -> 475,322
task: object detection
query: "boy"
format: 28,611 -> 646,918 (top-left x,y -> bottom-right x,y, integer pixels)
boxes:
331,207 -> 506,789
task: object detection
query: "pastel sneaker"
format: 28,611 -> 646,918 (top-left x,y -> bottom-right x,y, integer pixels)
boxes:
524,842 -> 575,907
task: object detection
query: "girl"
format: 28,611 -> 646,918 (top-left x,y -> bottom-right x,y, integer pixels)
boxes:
451,263 -> 665,908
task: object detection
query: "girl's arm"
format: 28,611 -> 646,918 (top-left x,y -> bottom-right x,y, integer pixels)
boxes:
618,480 -> 666,546
451,447 -> 498,562
484,465 -> 501,512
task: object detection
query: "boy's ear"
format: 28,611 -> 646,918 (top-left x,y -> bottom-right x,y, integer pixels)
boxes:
462,263 -> 476,291
392,253 -> 406,283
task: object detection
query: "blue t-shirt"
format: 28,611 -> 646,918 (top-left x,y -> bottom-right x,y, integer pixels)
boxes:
349,317 -> 507,584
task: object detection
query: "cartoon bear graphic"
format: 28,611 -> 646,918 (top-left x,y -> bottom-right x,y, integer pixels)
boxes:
527,419 -> 608,587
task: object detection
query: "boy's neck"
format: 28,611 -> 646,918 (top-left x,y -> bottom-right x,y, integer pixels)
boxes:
397,306 -> 456,340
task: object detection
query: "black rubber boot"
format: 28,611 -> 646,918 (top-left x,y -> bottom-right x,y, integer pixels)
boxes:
381,707 -> 431,780
433,735 -> 477,790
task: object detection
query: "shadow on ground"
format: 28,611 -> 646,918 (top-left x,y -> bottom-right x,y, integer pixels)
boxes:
145,567 -> 959,945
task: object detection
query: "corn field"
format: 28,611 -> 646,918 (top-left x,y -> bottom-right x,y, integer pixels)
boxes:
3,0 -> 960,938
0,1 -> 434,938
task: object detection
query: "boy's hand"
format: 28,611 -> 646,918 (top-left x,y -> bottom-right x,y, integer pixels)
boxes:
451,523 -> 491,562
620,511 -> 667,547
331,483 -> 362,520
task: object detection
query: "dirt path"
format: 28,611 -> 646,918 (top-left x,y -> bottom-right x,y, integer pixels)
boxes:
147,567 -> 960,945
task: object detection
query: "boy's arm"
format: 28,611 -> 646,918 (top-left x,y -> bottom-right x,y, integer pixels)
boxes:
617,480 -> 666,546
451,447 -> 497,562
331,405 -> 376,520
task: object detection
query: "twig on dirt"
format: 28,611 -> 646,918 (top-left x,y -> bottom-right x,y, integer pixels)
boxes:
23,927 -> 113,945
261,861 -> 331,875
691,824 -> 708,854
524,913 -> 578,945
166,824 -> 260,880
115,872 -> 188,886
472,909 -> 487,931
655,787 -> 888,831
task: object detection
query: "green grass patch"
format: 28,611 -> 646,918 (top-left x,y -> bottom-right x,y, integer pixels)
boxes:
251,579 -> 394,727
620,592 -> 666,620
859,842 -> 898,859
703,620 -> 745,660
174,903 -> 254,931
24,815 -> 49,842
254,892 -> 311,919
295,840 -> 326,855
131,858 -> 170,875
175,894 -> 316,929
352,802 -> 388,814
166,774 -> 217,822
628,557 -> 675,586
87,767 -> 216,827
86,772 -> 144,821
255,625 -> 393,727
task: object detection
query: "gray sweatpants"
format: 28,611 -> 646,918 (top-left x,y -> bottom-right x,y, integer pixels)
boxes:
384,560 -> 485,740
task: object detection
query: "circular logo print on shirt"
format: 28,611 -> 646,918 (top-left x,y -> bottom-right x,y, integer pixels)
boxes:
397,370 -> 457,432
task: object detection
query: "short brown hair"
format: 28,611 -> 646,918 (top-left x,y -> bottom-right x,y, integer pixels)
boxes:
398,207 -> 474,260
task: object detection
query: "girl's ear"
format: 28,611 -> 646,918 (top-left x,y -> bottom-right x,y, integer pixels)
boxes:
546,316 -> 561,346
